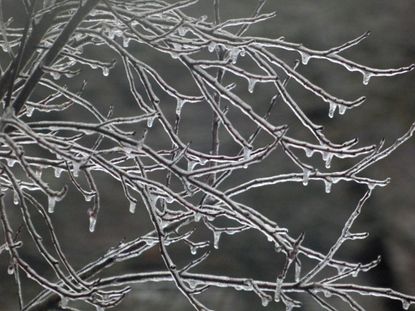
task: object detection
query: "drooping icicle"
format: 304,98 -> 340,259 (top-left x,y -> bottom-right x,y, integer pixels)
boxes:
324,179 -> 332,194
187,160 -> 197,172
89,214 -> 97,232
194,213 -> 202,222
243,146 -> 252,161
129,201 -> 136,214
7,263 -> 14,275
324,152 -> 333,169
72,161 -> 81,177
13,191 -> 19,205
208,42 -> 217,53
54,167 -> 63,178
338,105 -> 347,115
302,168 -> 311,186
228,48 -> 240,64
295,262 -> 301,282
102,67 -> 109,77
305,148 -> 314,158
147,115 -> 156,128
7,158 -> 16,167
122,36 -> 131,48
50,72 -> 61,80
261,296 -> 271,307
299,51 -> 311,65
328,102 -> 337,118
176,98 -> 185,116
362,72 -> 372,85
26,106 -> 34,117
402,299 -> 411,310
213,231 -> 221,249
274,277 -> 283,302
48,196 -> 56,213
248,79 -> 257,93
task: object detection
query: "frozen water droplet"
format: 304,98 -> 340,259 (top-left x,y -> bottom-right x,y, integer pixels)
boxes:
85,193 -> 94,202
338,105 -> 347,115
26,106 -> 34,117
324,179 -> 332,194
48,196 -> 56,213
302,168 -> 311,186
129,201 -> 136,214
248,79 -> 256,93
102,67 -> 109,77
362,72 -> 372,85
7,158 -> 16,167
352,269 -> 358,277
176,99 -> 185,115
367,182 -> 376,190
213,231 -> 221,249
89,215 -> 97,232
299,51 -> 311,65
147,115 -> 156,128
328,102 -> 337,118
190,245 -> 197,255
323,290 -> 332,298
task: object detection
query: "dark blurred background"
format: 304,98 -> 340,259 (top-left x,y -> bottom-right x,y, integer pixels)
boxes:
0,0 -> 414,310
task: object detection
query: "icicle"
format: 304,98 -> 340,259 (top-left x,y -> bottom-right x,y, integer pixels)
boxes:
402,299 -> 411,310
328,102 -> 337,118
122,36 -> 131,48
261,296 -> 270,307
305,148 -> 314,158
129,201 -> 136,214
208,42 -> 216,53
50,71 -> 61,80
213,231 -> 221,249
323,290 -> 332,298
324,179 -> 332,194
324,153 -> 333,169
147,115 -> 156,128
54,167 -> 63,178
85,193 -> 94,202
194,213 -> 202,222
190,245 -> 197,255
176,98 -> 185,115
89,214 -> 97,232
178,26 -> 188,36
229,48 -> 240,64
367,182 -> 376,190
302,168 -> 311,186
72,161 -> 81,177
295,262 -> 301,282
26,106 -> 34,117
48,196 -> 56,213
243,146 -> 252,161
248,79 -> 256,93
352,269 -> 358,277
299,51 -> 311,65
338,105 -> 347,115
362,72 -> 372,85
274,277 -> 283,302
102,67 -> 109,77
60,296 -> 69,308
7,158 -> 16,167
187,160 -> 197,172
13,191 -> 19,205
7,263 -> 14,275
